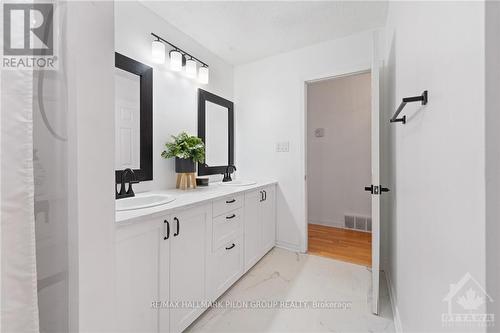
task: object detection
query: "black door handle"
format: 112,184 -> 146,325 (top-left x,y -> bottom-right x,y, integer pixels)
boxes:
225,243 -> 236,250
173,217 -> 180,236
226,199 -> 236,204
226,214 -> 236,220
163,220 -> 170,240
365,185 -> 390,195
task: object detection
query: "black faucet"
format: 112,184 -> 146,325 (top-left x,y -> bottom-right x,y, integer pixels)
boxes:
116,168 -> 140,199
222,165 -> 237,182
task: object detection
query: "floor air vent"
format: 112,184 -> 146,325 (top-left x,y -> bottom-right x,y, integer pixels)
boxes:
344,215 -> 355,229
344,215 -> 371,232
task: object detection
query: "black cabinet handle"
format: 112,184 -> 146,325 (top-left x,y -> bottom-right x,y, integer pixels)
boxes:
364,185 -> 373,193
381,187 -> 390,193
259,191 -> 264,202
226,199 -> 236,204
173,217 -> 180,237
163,220 -> 170,240
226,214 -> 236,220
225,243 -> 236,250
263,190 -> 267,201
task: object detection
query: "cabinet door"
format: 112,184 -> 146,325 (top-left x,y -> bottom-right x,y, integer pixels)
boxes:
169,205 -> 208,333
115,219 -> 162,333
261,186 -> 276,253
244,189 -> 263,271
159,217 -> 171,333
207,235 -> 244,301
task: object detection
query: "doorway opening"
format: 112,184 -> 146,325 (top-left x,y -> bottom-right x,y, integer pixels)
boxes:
306,71 -> 372,267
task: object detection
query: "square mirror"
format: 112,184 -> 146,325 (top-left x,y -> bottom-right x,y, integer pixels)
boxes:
198,89 -> 234,176
114,52 -> 153,182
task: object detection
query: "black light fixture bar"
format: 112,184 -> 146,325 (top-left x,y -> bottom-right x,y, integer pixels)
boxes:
390,90 -> 428,124
151,32 -> 209,68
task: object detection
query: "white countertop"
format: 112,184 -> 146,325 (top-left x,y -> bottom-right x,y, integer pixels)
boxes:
115,180 -> 277,224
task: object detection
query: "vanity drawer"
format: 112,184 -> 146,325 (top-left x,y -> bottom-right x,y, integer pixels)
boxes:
213,194 -> 243,217
212,208 -> 243,251
207,235 -> 244,301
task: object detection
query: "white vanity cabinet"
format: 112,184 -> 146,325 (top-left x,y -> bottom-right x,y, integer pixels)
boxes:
115,182 -> 277,333
244,185 -> 276,271
261,186 -> 276,253
115,204 -> 210,333
206,195 -> 245,301
165,205 -> 209,333
115,218 -> 163,333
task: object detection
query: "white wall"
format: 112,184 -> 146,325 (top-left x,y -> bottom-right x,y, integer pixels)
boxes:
115,2 -> 234,190
485,1 -> 500,330
384,2 -> 486,331
234,31 -> 374,251
66,2 -> 116,331
307,73 -> 371,228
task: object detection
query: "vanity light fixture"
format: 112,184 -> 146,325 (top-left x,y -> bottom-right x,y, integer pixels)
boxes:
150,32 -> 209,84
185,58 -> 197,78
198,66 -> 209,85
151,38 -> 165,64
170,50 -> 183,72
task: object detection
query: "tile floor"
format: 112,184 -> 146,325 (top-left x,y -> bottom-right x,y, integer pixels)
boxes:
187,248 -> 394,332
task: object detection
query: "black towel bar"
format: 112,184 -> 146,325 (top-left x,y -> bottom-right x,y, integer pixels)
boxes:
390,90 -> 428,124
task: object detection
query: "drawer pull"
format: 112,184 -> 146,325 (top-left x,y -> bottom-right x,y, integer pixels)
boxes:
226,199 -> 236,204
225,243 -> 236,250
226,214 -> 236,220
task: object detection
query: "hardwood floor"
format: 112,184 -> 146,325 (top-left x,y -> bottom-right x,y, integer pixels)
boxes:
308,224 -> 372,267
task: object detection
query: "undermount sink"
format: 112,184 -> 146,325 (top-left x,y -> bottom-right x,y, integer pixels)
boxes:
220,180 -> 257,186
116,194 -> 175,211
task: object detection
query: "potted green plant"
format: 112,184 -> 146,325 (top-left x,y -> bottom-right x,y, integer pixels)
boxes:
161,132 -> 205,173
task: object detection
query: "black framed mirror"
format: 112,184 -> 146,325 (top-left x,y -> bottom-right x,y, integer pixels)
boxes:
197,89 -> 234,176
114,52 -> 153,182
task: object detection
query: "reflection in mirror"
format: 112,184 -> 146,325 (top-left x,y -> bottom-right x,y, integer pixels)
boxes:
205,101 -> 228,166
115,68 -> 140,170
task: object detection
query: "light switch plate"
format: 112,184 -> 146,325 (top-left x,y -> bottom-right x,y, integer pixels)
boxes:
314,128 -> 325,137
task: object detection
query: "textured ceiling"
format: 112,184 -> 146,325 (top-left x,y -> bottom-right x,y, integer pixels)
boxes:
141,1 -> 388,65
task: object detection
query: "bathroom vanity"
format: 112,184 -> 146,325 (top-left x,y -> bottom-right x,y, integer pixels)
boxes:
114,181 -> 277,333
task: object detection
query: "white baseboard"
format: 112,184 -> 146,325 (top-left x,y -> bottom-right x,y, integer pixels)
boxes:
384,270 -> 403,333
275,241 -> 303,253
308,220 -> 371,233
308,220 -> 344,228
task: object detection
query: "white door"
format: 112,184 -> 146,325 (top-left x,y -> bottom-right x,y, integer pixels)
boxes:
261,186 -> 276,253
244,189 -> 263,271
169,205 -> 208,333
115,220 -> 162,332
370,31 -> 382,315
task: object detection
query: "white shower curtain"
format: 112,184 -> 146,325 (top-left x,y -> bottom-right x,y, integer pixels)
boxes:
1,68 -> 40,332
